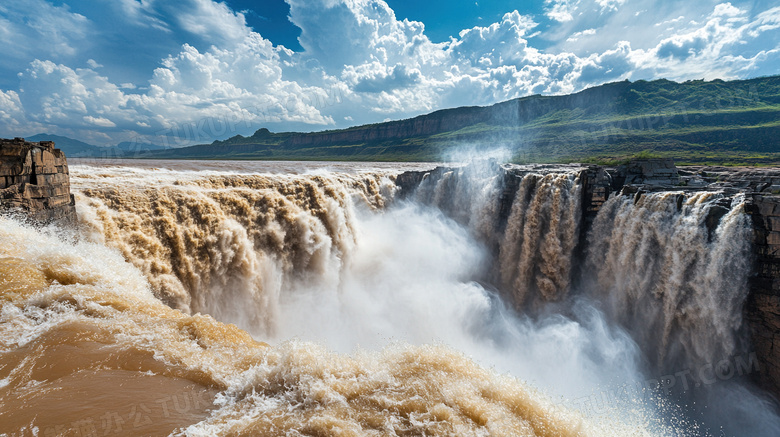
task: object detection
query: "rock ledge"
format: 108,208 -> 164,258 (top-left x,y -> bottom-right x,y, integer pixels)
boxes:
0,137 -> 76,224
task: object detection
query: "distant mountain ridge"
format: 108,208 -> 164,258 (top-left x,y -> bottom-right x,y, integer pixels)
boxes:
21,76 -> 780,165
25,134 -> 169,158
26,134 -> 105,157
143,76 -> 780,165
116,141 -> 170,154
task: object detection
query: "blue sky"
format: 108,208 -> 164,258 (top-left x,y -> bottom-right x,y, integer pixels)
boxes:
225,1 -> 548,49
0,0 -> 778,147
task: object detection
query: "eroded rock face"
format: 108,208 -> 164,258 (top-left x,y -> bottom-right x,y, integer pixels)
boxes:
746,195 -> 780,394
0,137 -> 76,224
612,158 -> 680,186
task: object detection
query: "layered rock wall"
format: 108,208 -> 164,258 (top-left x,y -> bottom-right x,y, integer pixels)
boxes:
746,195 -> 780,395
612,158 -> 680,186
0,137 -> 76,224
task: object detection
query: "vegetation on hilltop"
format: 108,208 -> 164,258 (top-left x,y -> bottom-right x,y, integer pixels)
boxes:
143,76 -> 780,165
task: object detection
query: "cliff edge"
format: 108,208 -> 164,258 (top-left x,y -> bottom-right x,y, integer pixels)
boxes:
0,137 -> 76,224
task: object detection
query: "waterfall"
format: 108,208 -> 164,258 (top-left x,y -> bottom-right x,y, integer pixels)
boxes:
74,169 -> 396,335
4,161 -> 776,436
399,164 -> 778,435
406,164 -> 754,373
408,163 -> 584,307
498,172 -> 582,306
585,190 -> 753,371
73,163 -> 756,374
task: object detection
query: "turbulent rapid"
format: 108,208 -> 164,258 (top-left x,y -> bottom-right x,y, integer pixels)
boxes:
1,160 -> 778,436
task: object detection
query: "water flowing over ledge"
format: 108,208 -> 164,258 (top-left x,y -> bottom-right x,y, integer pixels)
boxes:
1,159 -> 779,436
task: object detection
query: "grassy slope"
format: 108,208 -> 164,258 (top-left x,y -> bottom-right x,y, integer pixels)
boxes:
145,76 -> 780,165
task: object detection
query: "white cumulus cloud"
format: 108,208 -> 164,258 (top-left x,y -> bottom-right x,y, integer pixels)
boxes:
0,0 -> 777,146
84,115 -> 116,127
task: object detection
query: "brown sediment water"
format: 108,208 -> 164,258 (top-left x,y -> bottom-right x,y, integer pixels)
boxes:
0,221 -> 598,436
70,164 -> 400,334
5,160 -> 756,435
0,244 -> 263,436
585,191 -> 752,371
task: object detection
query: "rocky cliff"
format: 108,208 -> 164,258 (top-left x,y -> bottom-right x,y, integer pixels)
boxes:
746,194 -> 780,394
0,137 -> 76,224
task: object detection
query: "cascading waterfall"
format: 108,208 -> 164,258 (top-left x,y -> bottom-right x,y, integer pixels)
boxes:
498,172 -> 582,306
408,166 -> 753,371
410,163 -> 505,244
392,163 -> 779,434
580,189 -> 776,435
2,160 -> 779,436
74,168 -> 395,335
585,190 -> 753,372
409,163 -> 583,307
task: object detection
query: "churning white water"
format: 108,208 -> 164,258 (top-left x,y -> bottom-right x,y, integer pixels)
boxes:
1,160 -> 778,436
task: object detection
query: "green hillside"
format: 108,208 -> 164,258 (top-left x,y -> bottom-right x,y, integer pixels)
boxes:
145,76 -> 780,165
